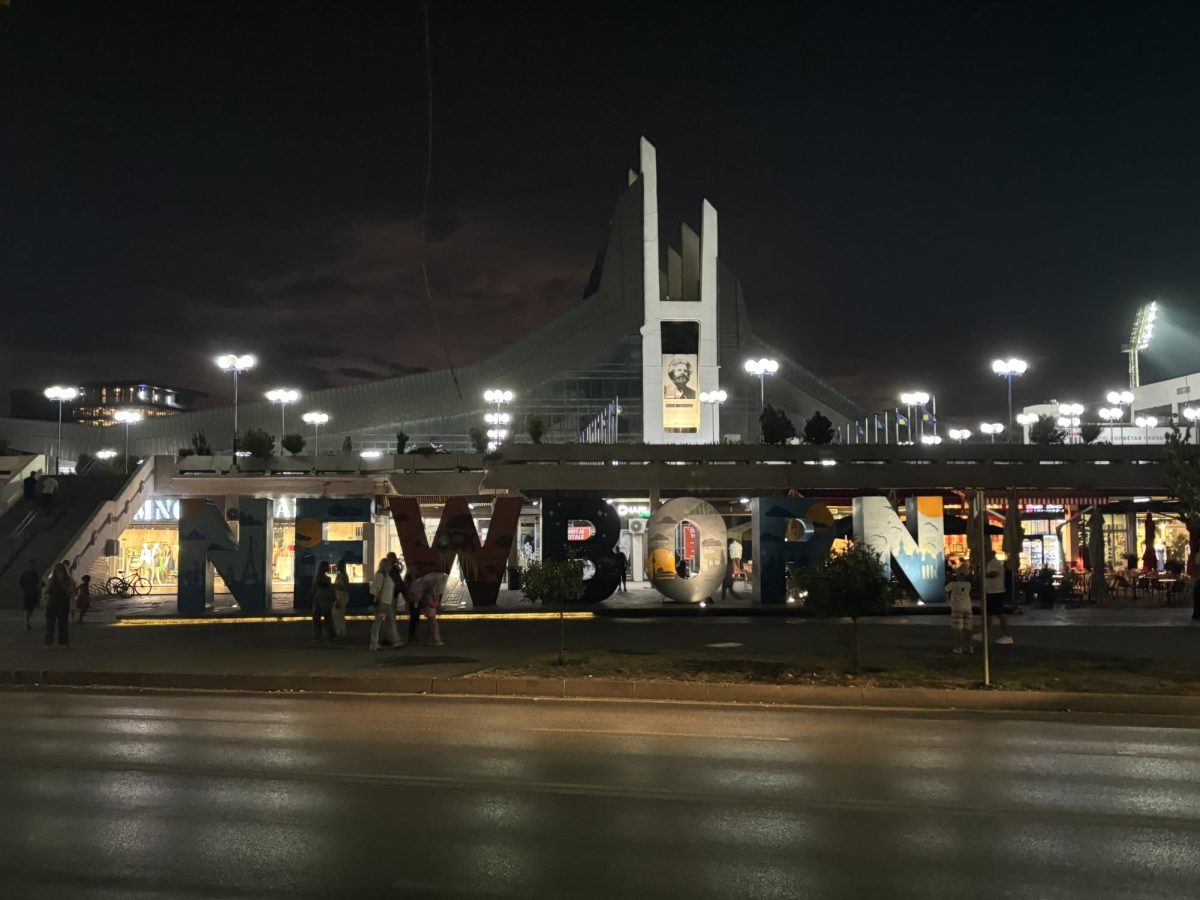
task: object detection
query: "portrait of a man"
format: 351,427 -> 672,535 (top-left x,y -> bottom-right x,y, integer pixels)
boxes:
663,355 -> 697,399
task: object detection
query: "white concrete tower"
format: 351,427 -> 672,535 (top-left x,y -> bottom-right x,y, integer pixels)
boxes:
639,138 -> 721,444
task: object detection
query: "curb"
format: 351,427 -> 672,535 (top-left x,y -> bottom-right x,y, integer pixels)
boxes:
3,669 -> 1200,716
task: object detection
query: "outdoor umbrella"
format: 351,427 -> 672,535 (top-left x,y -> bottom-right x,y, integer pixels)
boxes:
1088,508 -> 1108,603
1142,512 -> 1157,572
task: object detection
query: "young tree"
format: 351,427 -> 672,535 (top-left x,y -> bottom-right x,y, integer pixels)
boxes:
395,430 -> 410,454
759,404 -> 797,445
1165,430 -> 1200,575
521,558 -> 586,664
795,542 -> 891,674
468,425 -> 489,455
240,428 -> 275,460
1029,415 -> 1066,445
1080,422 -> 1103,444
803,410 -> 835,445
281,433 -> 306,455
526,414 -> 547,444
191,431 -> 213,455
341,434 -> 353,455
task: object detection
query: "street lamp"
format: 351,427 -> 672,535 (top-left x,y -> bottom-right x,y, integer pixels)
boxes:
113,410 -> 142,474
216,353 -> 256,455
991,358 -> 1028,438
1098,407 -> 1123,444
95,449 -> 117,460
1183,407 -> 1200,443
302,411 -> 329,456
920,434 -> 943,445
948,428 -> 972,443
265,388 -> 300,438
1057,403 -> 1084,445
43,385 -> 79,474
1106,389 -> 1135,425
979,422 -> 1004,443
1134,415 -> 1158,443
699,389 -> 727,443
744,358 -> 778,411
899,391 -> 931,441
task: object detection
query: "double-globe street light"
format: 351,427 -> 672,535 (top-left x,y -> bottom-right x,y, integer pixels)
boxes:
216,354 -> 256,456
1057,403 -> 1084,444
899,391 -> 930,442
1106,390 -> 1135,424
948,428 -> 972,443
1098,407 -> 1124,444
113,410 -> 143,474
699,389 -> 727,444
979,422 -> 1005,443
1137,415 -> 1156,444
43,385 -> 79,474
302,411 -> 329,456
744,359 -> 778,440
266,388 -> 300,439
991,358 -> 1028,440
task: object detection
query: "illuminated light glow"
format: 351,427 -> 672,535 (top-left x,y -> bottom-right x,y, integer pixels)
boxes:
44,385 -> 79,401
1106,390 -> 1135,405
948,428 -> 972,442
113,409 -> 143,425
359,450 -> 382,459
483,389 -> 514,403
95,449 -> 118,460
301,411 -> 329,425
920,434 -> 943,445
744,358 -> 779,376
215,353 -> 257,372
1015,413 -> 1038,426
1058,402 -> 1084,416
266,388 -> 300,404
899,391 -> 931,405
991,358 -> 1028,376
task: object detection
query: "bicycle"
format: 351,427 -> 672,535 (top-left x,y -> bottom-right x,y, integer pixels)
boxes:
106,567 -> 152,598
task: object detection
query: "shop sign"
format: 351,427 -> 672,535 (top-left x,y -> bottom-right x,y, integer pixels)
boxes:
1022,503 -> 1065,514
136,497 -> 296,523
567,522 -> 595,541
615,503 -> 651,517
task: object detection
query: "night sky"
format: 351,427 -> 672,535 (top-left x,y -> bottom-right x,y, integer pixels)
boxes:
4,1 -> 1200,421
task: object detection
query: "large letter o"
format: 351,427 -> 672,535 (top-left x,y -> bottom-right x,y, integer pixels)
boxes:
645,497 -> 727,603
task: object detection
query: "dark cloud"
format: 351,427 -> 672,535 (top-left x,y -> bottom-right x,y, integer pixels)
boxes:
334,367 -> 379,381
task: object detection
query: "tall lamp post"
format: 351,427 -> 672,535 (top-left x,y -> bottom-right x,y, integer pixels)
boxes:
216,354 -> 256,455
1098,407 -> 1123,444
483,389 -> 514,451
991,358 -> 1028,439
743,359 -> 778,440
43,385 -> 78,474
1015,412 -> 1038,444
1058,403 -> 1084,445
699,389 -> 727,444
980,422 -> 1004,443
113,410 -> 142,474
1106,389 -> 1135,425
266,388 -> 300,439
1134,415 -> 1158,444
302,411 -> 329,456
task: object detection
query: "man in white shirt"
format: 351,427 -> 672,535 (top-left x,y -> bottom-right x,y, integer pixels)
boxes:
39,474 -> 59,513
983,550 -> 1014,644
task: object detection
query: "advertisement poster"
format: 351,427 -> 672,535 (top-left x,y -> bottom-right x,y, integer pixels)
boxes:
662,353 -> 699,432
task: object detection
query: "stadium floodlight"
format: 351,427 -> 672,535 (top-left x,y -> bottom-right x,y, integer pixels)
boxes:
1123,300 -> 1158,388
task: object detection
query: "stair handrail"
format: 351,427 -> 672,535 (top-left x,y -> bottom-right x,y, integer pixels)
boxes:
57,458 -> 157,580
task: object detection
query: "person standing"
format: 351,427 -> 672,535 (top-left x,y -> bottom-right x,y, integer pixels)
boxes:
40,473 -> 59,514
75,575 -> 92,624
412,572 -> 448,646
19,559 -> 40,631
332,562 -> 351,638
982,550 -> 1014,644
369,557 -> 400,650
946,573 -> 973,654
612,547 -> 628,592
44,562 -> 73,648
719,553 -> 735,602
311,562 -> 336,643
23,471 -> 38,506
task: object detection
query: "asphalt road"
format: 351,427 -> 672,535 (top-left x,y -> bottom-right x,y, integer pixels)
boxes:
1,691 -> 1199,899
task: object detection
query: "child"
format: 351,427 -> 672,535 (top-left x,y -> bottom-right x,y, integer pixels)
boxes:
946,574 -> 973,654
75,575 -> 92,624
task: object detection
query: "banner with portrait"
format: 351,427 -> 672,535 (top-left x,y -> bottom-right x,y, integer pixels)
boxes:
662,353 -> 699,432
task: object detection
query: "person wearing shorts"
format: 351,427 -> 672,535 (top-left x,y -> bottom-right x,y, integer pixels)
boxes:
983,550 -> 1014,644
946,575 -> 973,654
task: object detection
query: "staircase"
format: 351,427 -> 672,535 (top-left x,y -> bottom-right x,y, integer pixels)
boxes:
0,474 -> 127,607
